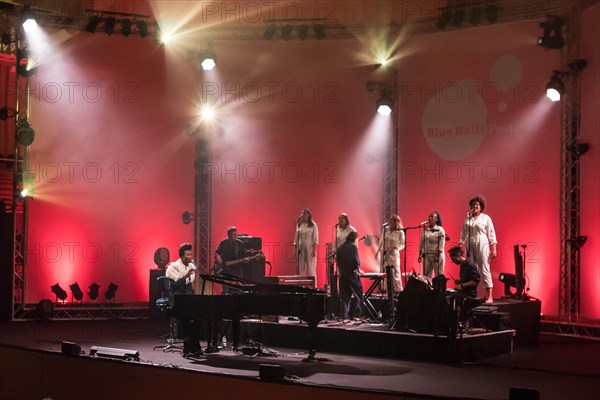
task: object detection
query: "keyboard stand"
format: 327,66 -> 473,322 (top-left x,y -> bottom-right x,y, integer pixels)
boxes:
360,273 -> 385,321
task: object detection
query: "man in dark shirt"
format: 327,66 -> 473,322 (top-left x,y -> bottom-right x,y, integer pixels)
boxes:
336,231 -> 365,321
214,226 -> 247,294
448,246 -> 481,298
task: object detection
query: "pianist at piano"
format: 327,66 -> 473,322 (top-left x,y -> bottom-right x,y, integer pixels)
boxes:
165,243 -> 197,294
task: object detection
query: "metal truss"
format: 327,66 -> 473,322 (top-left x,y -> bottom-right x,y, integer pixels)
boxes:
13,303 -> 149,321
381,70 -> 398,222
541,320 -> 600,340
558,7 -> 584,320
194,136 -> 212,284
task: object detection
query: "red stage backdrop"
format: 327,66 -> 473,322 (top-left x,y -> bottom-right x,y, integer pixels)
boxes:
23,3 -> 598,318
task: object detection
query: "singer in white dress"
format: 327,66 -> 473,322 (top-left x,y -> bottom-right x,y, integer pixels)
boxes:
294,208 -> 319,286
418,211 -> 446,279
459,196 -> 497,303
376,214 -> 405,292
166,242 -> 196,294
335,213 -> 357,250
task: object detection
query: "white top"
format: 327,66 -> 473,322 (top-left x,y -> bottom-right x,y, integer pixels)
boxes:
336,225 -> 357,249
420,226 -> 446,255
459,213 -> 497,247
378,227 -> 405,267
166,258 -> 196,285
294,222 -> 319,251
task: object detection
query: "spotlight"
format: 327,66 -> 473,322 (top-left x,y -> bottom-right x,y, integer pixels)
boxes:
499,272 -> 518,297
200,50 -> 216,71
452,7 -> 466,28
567,236 -> 588,249
86,15 -> 100,33
16,120 -> 35,146
22,6 -> 37,33
105,283 -> 119,301
298,24 -> 308,40
88,283 -> 100,300
313,24 -> 325,40
182,211 -> 194,225
121,19 -> 132,36
545,71 -> 564,102
469,7 -> 482,26
567,142 -> 590,156
135,20 -> 148,38
154,247 -> 171,270
0,106 -> 15,121
436,8 -> 452,30
486,4 -> 500,24
50,283 -> 68,302
16,49 -> 37,77
376,96 -> 394,116
281,25 -> 293,41
264,24 -> 277,40
537,18 -> 564,49
69,282 -> 83,301
103,16 -> 116,35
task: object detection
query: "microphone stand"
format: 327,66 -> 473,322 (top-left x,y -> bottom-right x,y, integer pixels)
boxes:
401,224 -> 425,288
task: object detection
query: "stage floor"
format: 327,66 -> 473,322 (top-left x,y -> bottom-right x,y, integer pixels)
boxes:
1,319 -> 599,400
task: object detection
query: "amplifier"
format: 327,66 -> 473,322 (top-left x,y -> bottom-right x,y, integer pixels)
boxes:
263,275 -> 315,289
238,235 -> 262,251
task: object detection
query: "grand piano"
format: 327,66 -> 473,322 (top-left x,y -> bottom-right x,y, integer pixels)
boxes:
168,274 -> 327,360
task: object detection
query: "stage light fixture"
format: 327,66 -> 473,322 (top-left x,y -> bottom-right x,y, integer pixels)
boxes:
121,19 -> 132,36
567,142 -> 590,157
88,283 -> 100,300
298,24 -> 308,40
200,50 -> 216,71
16,120 -> 35,146
545,72 -> 564,102
86,15 -> 100,33
135,20 -> 148,38
103,16 -> 116,35
486,4 -> 499,24
452,7 -> 466,28
376,96 -> 394,116
69,282 -> 83,301
105,283 -> 119,301
36,299 -> 54,319
313,24 -> 325,40
281,25 -> 293,41
367,81 -> 394,116
21,5 -> 37,33
469,7 -> 482,26
154,247 -> 170,270
16,49 -> 37,77
264,24 -> 277,40
51,283 -> 68,301
537,18 -> 564,49
436,8 -> 452,30
182,211 -> 194,225
0,106 -> 16,121
567,235 -> 587,249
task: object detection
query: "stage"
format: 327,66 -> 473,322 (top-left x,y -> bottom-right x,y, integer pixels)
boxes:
1,307 -> 599,400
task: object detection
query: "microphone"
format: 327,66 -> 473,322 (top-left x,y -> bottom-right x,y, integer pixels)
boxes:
334,223 -> 340,227
467,208 -> 475,216
359,236 -> 367,241
420,221 -> 428,226
382,222 -> 389,227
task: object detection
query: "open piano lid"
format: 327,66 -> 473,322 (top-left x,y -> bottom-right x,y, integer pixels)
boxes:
200,274 -> 324,294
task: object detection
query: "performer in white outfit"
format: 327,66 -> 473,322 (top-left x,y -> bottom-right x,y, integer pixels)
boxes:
294,208 -> 319,286
376,214 -> 405,292
459,195 -> 497,303
335,213 -> 357,250
418,211 -> 446,279
166,242 -> 197,294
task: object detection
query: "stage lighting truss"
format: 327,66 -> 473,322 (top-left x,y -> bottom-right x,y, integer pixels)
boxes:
84,10 -> 157,39
545,59 -> 587,102
537,17 -> 565,50
436,3 -> 500,31
263,18 -> 327,41
367,81 -> 395,116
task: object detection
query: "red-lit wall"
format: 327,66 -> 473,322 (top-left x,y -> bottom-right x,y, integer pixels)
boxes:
24,5 -> 599,318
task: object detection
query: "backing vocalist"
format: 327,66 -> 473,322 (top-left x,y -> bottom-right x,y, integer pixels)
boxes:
417,211 -> 446,279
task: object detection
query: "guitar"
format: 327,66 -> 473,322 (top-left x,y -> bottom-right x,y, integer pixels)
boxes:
213,252 -> 264,276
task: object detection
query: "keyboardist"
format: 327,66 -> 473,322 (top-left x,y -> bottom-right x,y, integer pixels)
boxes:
336,231 -> 365,321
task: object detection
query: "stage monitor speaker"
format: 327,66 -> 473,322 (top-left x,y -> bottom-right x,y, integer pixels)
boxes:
473,311 -> 512,331
61,341 -> 81,356
509,387 -> 540,400
259,364 -> 285,382
90,346 -> 140,361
